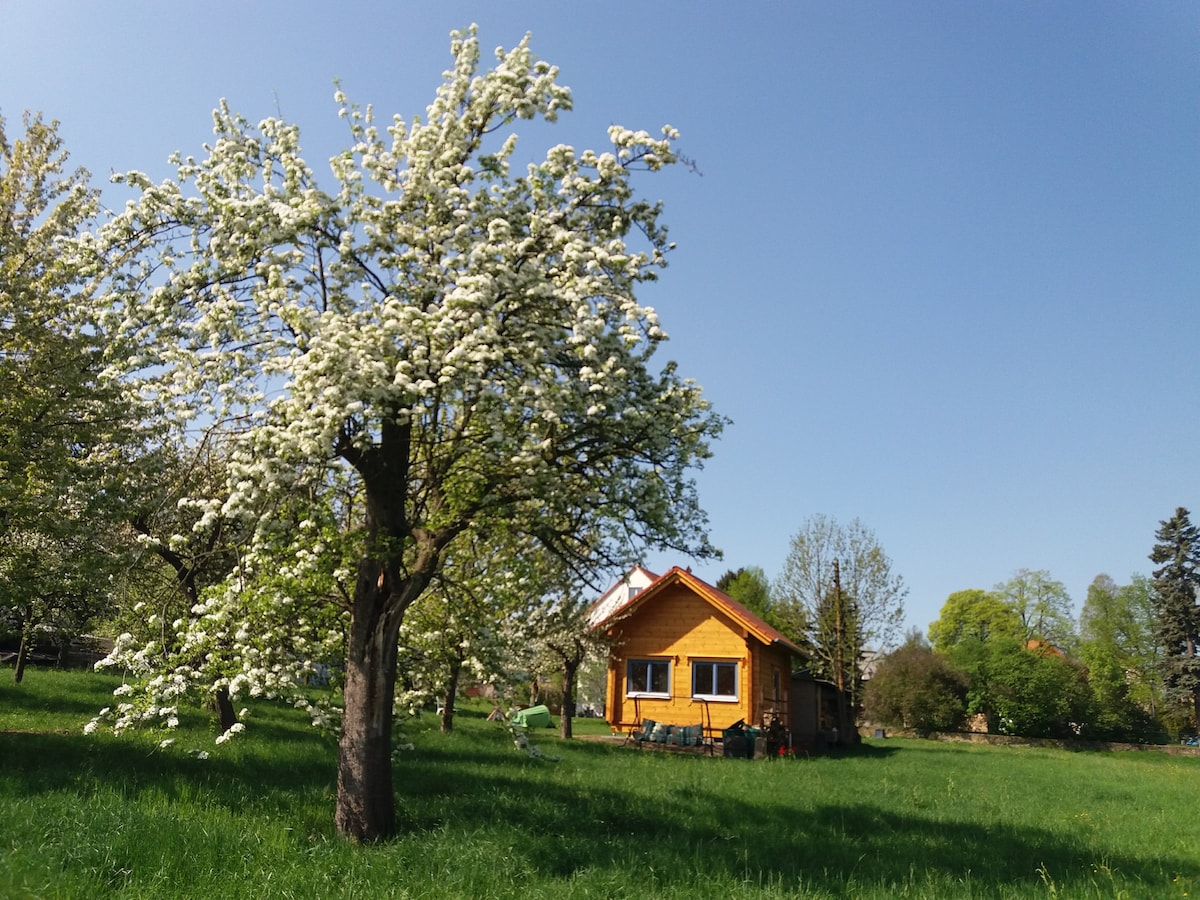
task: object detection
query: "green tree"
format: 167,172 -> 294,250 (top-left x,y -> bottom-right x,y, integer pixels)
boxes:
396,569 -> 503,734
1113,576 -> 1166,719
1148,507 -> 1200,739
987,640 -> 1094,739
93,28 -> 723,841
0,529 -> 116,681
927,589 -> 1023,725
524,589 -> 609,740
1078,574 -> 1162,740
0,112 -> 140,680
864,631 -> 968,736
929,580 -> 1080,732
814,559 -> 861,702
715,566 -> 774,623
995,568 -> 1076,651
775,517 -> 906,735
774,515 -> 906,654
927,589 -> 1022,653
395,528 -> 561,733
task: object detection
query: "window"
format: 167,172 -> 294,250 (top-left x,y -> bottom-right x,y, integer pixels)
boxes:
692,661 -> 738,701
626,659 -> 670,697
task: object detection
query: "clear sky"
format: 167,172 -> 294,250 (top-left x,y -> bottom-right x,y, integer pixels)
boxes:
3,1 -> 1196,639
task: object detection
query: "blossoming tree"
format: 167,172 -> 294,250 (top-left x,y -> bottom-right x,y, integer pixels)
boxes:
1,113 -> 141,680
93,27 -> 722,840
394,527 -> 555,732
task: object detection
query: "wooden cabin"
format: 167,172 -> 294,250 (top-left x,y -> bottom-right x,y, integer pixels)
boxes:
596,567 -> 805,739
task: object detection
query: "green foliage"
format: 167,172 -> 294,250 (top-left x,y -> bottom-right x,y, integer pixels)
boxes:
3,671 -> 1200,898
1149,507 -> 1200,734
1078,574 -> 1163,741
0,113 -> 142,672
715,566 -> 774,623
994,568 -> 1077,651
987,641 -> 1094,739
396,528 -> 550,722
927,588 -> 1022,653
864,634 -> 968,736
775,515 -> 906,702
929,579 -> 1094,738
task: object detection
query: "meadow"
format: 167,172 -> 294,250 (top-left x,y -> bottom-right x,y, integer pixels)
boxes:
1,670 -> 1198,899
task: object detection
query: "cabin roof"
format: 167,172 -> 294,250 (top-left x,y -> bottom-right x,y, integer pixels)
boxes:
597,566 -> 806,658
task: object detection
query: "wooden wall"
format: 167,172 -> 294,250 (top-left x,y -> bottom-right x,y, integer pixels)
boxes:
605,580 -> 794,735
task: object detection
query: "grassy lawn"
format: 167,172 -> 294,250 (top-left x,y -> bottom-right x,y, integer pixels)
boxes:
2,670 -> 1199,898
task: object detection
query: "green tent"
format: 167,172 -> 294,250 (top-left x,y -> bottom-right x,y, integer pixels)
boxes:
510,705 -> 552,728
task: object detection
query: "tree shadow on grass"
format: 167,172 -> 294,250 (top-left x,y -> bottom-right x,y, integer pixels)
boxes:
0,731 -> 335,808
0,686 -> 125,723
4,724 -> 1194,894
395,748 -> 1198,894
819,740 -> 902,759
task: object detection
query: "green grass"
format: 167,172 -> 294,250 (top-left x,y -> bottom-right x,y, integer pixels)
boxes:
3,670 -> 1199,898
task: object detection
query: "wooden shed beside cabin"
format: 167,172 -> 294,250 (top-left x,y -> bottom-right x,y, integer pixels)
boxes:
596,567 -> 806,739
789,671 -> 849,752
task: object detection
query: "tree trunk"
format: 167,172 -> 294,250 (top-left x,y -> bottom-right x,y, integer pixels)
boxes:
1191,639 -> 1200,742
212,686 -> 238,733
13,632 -> 29,684
142,524 -> 241,735
560,657 -> 578,739
13,610 -> 35,684
1193,687 -> 1200,743
334,566 -> 402,843
440,656 -> 462,733
834,689 -> 849,748
333,417 -> 433,842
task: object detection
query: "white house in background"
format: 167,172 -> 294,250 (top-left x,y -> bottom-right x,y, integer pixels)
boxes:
585,565 -> 659,628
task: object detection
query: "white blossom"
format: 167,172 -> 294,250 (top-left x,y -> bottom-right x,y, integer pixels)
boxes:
86,27 -> 723,825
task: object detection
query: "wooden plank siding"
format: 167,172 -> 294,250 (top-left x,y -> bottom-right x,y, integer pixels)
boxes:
600,568 -> 802,738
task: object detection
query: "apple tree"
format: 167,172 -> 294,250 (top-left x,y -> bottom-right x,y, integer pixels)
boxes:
90,27 -> 723,840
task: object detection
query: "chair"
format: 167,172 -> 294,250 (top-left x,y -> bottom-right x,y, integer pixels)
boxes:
682,723 -> 711,754
625,718 -> 657,747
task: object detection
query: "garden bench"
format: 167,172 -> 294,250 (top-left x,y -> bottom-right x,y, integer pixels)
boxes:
625,719 -> 712,755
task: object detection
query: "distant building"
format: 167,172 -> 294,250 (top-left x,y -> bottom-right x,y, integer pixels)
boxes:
584,565 -> 658,628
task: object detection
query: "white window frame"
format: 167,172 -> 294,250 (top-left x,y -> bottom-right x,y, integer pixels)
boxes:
626,658 -> 671,698
692,660 -> 739,702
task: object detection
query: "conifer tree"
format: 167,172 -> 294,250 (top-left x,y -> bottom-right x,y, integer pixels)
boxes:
1149,507 -> 1200,738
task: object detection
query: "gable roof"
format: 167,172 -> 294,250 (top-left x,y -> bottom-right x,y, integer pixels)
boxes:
597,566 -> 806,658
585,565 -> 660,627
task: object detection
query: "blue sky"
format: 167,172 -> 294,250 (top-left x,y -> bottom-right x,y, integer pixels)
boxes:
3,2 -> 1196,638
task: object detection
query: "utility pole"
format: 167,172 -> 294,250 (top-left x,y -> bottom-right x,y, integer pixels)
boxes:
832,558 -> 847,747
832,558 -> 844,693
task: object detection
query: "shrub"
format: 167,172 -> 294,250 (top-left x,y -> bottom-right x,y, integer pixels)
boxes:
864,638 -> 968,736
